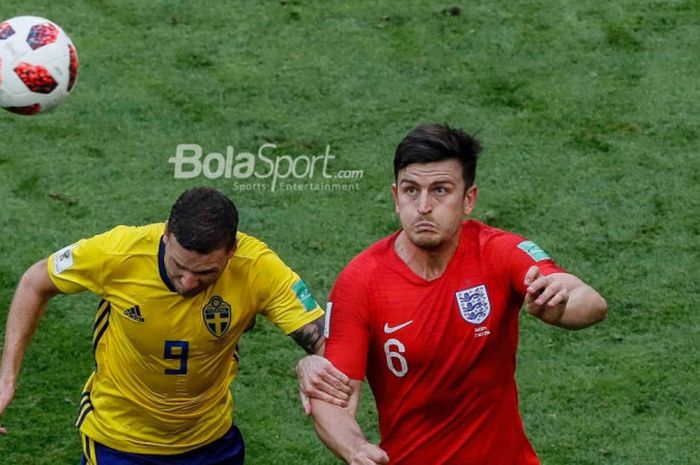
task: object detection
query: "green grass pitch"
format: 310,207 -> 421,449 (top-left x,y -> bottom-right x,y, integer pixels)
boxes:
0,1 -> 698,464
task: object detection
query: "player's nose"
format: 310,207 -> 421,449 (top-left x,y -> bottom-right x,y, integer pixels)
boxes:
180,272 -> 199,291
417,192 -> 432,214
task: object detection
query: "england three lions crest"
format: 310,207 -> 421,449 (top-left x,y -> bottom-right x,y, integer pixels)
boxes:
202,296 -> 232,338
456,285 -> 491,325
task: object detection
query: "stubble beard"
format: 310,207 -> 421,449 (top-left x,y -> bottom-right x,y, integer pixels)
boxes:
408,230 -> 445,251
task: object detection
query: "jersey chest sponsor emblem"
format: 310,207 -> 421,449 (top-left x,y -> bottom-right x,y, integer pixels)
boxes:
202,295 -> 232,338
455,284 -> 491,325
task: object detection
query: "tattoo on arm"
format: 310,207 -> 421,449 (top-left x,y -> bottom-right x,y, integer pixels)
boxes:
290,318 -> 325,354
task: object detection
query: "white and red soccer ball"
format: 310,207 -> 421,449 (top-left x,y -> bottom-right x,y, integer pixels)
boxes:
0,16 -> 79,115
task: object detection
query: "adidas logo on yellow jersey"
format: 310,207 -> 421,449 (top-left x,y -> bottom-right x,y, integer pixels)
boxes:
123,305 -> 145,323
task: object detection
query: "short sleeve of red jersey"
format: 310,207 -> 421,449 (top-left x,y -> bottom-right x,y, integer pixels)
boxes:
485,231 -> 565,296
324,260 -> 371,380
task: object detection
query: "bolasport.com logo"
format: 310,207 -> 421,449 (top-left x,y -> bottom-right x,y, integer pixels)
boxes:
168,143 -> 363,192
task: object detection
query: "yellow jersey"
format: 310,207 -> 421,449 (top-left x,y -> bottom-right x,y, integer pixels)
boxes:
47,223 -> 323,455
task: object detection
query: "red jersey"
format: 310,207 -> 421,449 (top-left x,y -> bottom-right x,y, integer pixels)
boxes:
325,220 -> 564,465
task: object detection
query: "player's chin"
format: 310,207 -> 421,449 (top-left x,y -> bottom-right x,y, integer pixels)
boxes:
177,287 -> 204,298
410,232 -> 445,251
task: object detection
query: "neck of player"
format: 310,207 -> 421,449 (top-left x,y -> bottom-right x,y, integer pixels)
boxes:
394,229 -> 460,281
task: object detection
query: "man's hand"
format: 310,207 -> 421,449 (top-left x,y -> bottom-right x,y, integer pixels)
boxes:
0,378 -> 16,435
348,443 -> 390,465
297,355 -> 351,415
524,266 -> 568,325
524,266 -> 607,329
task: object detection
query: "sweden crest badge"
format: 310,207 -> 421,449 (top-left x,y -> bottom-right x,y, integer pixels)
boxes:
202,296 -> 232,337
455,285 -> 491,325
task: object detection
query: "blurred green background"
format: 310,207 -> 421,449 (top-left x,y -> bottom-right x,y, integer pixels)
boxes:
0,1 -> 698,463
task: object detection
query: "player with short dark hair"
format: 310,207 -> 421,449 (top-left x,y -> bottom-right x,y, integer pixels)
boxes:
300,123 -> 607,465
167,186 -> 239,253
0,186 -> 351,465
393,122 -> 481,188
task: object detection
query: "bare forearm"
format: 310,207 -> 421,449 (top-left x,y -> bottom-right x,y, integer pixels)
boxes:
290,317 -> 325,355
551,273 -> 607,329
525,270 -> 607,330
1,261 -> 58,382
311,398 -> 372,463
310,378 -> 388,464
558,283 -> 607,329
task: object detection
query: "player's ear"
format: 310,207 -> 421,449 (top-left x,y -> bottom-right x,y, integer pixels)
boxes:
463,185 -> 478,215
226,239 -> 237,260
163,221 -> 171,243
391,183 -> 399,214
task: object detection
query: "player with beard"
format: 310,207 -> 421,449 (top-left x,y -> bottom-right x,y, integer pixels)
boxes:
299,123 -> 607,465
0,187 -> 351,465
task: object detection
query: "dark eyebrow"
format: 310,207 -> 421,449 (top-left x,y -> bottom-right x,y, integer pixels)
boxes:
398,178 -> 455,187
172,258 -> 217,275
195,268 -> 218,275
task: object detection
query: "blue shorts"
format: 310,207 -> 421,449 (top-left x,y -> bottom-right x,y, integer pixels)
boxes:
80,425 -> 245,465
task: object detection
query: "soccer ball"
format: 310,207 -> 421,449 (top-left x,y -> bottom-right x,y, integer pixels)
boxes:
0,16 -> 79,115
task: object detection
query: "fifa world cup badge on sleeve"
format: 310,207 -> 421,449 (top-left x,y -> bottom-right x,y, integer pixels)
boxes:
53,243 -> 77,275
517,240 -> 550,262
456,285 -> 491,325
292,280 -> 319,311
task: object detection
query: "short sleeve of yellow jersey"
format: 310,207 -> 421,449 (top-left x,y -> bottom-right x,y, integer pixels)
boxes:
46,228 -> 118,295
248,245 -> 323,335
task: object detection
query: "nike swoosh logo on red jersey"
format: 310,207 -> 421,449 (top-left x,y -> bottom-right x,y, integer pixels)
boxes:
384,320 -> 414,334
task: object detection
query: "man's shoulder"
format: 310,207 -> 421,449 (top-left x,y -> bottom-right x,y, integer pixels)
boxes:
109,223 -> 163,239
227,231 -> 292,279
460,220 -> 534,268
231,231 -> 272,261
340,233 -> 395,280
463,220 -> 524,250
82,223 -> 163,256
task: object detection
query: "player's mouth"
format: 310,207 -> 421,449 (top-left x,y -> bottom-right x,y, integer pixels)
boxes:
413,221 -> 438,232
172,280 -> 207,297
178,286 -> 205,297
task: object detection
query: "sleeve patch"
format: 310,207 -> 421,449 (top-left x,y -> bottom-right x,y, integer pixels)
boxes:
517,240 -> 550,262
292,279 -> 319,312
53,243 -> 78,275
